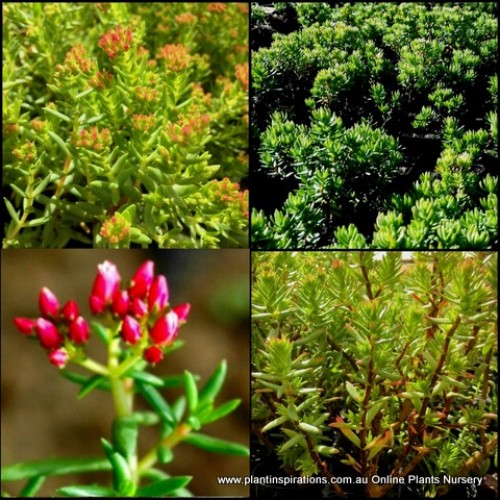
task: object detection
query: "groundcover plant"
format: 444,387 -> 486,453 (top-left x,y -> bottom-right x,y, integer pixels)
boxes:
252,252 -> 498,498
1,259 -> 249,497
251,3 -> 498,249
3,3 -> 249,248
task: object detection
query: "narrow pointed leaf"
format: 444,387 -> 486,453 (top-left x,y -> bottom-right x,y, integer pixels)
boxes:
184,433 -> 249,456
1,457 -> 111,481
136,381 -> 175,425
198,360 -> 227,404
135,477 -> 192,497
202,399 -> 241,424
77,375 -> 106,399
57,485 -> 116,497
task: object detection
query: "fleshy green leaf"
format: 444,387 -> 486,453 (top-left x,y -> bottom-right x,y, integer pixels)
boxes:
77,375 -> 106,399
4,198 -> 19,224
136,381 -> 175,425
184,371 -> 198,414
201,399 -> 241,424
156,445 -> 173,464
91,322 -> 110,345
128,370 -> 164,387
47,131 -> 70,156
184,433 -> 249,456
19,475 -> 45,497
198,360 -> 227,405
112,416 -> 138,460
1,457 -> 111,481
135,477 -> 192,498
57,485 -> 116,497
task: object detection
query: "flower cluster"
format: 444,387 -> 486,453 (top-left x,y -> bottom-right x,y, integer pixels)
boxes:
207,3 -> 227,14
98,25 -> 133,59
99,213 -> 131,244
13,288 -> 89,369
135,85 -> 158,102
12,141 -> 37,163
89,261 -> 190,364
235,63 -> 248,91
175,12 -> 197,24
211,178 -> 249,218
73,126 -> 112,150
56,44 -> 94,74
157,43 -> 192,72
13,261 -> 191,368
89,70 -> 113,90
168,111 -> 211,143
132,113 -> 155,132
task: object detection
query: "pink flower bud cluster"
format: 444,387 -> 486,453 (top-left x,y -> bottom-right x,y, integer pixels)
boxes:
13,261 -> 190,368
157,44 -> 192,72
13,288 -> 89,369
132,113 -> 155,132
98,25 -> 133,59
73,126 -> 112,151
136,85 -> 158,102
99,213 -> 131,245
56,44 -> 94,75
89,70 -> 113,90
89,260 -> 190,364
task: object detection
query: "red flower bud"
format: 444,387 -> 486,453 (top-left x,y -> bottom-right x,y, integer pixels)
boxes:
35,318 -> 64,349
13,317 -> 37,335
150,311 -> 178,345
144,345 -> 163,364
39,287 -> 60,318
49,348 -> 69,368
62,300 -> 80,322
69,316 -> 90,344
121,315 -> 142,344
173,303 -> 191,323
112,289 -> 130,316
89,294 -> 106,315
129,261 -> 154,299
91,260 -> 121,304
130,297 -> 148,318
148,275 -> 169,313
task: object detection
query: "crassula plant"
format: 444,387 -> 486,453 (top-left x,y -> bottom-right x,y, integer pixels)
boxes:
3,3 -> 248,248
2,260 -> 248,497
252,251 -> 497,498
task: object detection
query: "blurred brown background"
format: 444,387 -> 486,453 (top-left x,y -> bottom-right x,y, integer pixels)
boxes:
1,249 -> 250,497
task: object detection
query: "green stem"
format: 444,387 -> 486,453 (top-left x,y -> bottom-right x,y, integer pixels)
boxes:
137,423 -> 191,474
108,338 -> 131,418
77,358 -> 109,376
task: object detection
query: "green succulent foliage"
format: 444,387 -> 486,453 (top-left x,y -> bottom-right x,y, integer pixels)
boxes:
3,3 -> 248,248
252,251 -> 498,497
253,109 -> 403,249
251,3 -> 497,249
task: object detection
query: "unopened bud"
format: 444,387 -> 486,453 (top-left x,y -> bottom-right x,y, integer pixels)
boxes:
13,317 -> 37,335
121,315 -> 142,344
62,300 -> 80,322
39,287 -> 60,318
150,311 -> 178,345
35,318 -> 64,349
144,345 -> 163,364
129,261 -> 154,299
49,348 -> 69,368
69,316 -> 90,344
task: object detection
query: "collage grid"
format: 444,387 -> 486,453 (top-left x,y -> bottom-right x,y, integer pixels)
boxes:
1,2 -> 498,499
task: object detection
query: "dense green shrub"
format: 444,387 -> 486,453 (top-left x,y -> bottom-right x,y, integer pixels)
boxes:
3,3 -> 249,248
251,2 -> 497,249
252,251 -> 498,498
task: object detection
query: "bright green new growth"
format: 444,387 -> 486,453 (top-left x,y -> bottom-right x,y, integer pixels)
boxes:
252,251 -> 497,498
3,3 -> 249,248
1,358 -> 248,498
